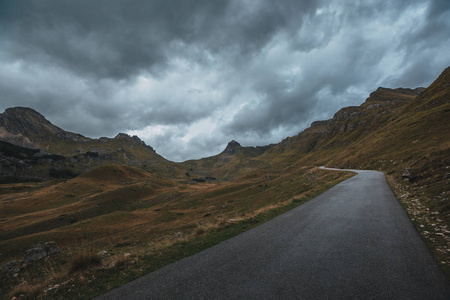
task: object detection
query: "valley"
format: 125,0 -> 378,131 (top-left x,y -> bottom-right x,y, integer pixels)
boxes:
0,66 -> 449,299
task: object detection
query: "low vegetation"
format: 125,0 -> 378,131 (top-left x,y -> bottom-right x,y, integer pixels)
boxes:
68,253 -> 102,274
1,67 -> 448,298
0,165 -> 351,299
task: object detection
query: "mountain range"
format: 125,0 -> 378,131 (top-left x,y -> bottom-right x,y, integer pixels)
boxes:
1,67 -> 449,216
0,66 -> 449,298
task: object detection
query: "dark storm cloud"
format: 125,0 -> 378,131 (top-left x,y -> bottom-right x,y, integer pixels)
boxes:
389,0 -> 450,88
0,0 -> 318,80
0,0 -> 449,161
1,0 -> 226,79
224,0 -> 450,137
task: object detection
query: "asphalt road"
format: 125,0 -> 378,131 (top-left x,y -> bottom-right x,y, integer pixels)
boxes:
97,169 -> 450,299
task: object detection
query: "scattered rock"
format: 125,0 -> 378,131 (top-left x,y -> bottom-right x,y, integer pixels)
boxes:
0,260 -> 22,276
24,241 -> 60,263
402,168 -> 419,182
98,250 -> 108,257
402,168 -> 412,181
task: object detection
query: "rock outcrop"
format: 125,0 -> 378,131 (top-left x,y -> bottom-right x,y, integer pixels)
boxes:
223,140 -> 242,154
24,242 -> 60,263
0,242 -> 60,278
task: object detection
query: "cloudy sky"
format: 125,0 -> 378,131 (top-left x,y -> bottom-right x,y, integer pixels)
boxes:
1,0 -> 449,161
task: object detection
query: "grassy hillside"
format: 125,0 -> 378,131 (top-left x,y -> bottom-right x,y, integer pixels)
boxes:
0,164 -> 351,299
259,66 -> 450,274
1,67 -> 448,298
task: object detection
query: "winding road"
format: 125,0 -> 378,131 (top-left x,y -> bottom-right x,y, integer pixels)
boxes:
97,169 -> 450,299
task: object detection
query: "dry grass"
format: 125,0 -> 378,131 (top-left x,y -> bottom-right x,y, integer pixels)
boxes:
112,253 -> 133,269
193,226 -> 206,237
9,282 -> 43,300
68,252 -> 102,274
0,162 -> 351,299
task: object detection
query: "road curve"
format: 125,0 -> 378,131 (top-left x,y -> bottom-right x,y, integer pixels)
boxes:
97,169 -> 450,299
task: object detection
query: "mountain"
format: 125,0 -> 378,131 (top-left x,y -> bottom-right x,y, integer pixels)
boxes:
180,140 -> 274,180
0,107 -> 182,182
1,69 -> 448,223
1,67 -> 449,298
182,66 -> 449,232
0,107 -> 89,150
258,67 -> 450,224
259,85 -> 424,163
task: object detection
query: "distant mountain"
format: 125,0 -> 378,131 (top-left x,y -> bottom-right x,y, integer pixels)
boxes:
1,67 -> 448,200
180,140 -> 275,180
0,107 -> 89,150
0,107 -> 182,182
172,67 -> 449,193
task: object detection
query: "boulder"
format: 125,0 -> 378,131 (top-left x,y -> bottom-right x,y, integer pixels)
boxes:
24,241 -> 60,263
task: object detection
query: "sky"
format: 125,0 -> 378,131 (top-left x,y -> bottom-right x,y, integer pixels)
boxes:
1,0 -> 449,162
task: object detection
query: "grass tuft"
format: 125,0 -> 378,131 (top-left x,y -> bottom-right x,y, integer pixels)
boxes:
9,282 -> 43,300
113,254 -> 130,269
193,227 -> 206,237
68,252 -> 102,274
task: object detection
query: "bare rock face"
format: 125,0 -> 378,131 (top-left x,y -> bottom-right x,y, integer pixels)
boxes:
24,241 -> 60,263
224,140 -> 242,154
333,107 -> 362,121
114,133 -> 156,152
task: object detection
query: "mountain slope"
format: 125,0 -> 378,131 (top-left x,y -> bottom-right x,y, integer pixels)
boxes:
0,107 -> 183,182
0,67 -> 449,298
180,140 -> 274,180
255,66 -> 450,273
260,85 -> 423,164
257,68 -> 449,217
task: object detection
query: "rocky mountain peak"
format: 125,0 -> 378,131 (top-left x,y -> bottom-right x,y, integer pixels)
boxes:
224,140 -> 242,154
114,133 -> 155,152
0,107 -> 63,136
0,107 -> 69,149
